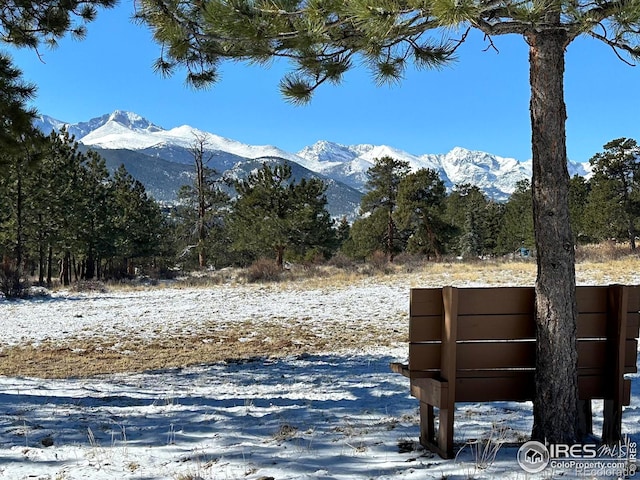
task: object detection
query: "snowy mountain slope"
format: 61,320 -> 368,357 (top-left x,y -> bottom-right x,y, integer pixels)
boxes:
65,111 -> 306,166
297,141 -> 592,200
36,110 -> 593,203
36,112 -> 362,218
35,111 -> 163,140
79,146 -> 194,204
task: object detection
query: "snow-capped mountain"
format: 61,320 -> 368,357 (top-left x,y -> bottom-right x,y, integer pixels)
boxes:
297,141 -> 592,200
38,110 -> 303,163
35,110 -> 593,208
35,111 -> 364,218
35,111 -> 163,141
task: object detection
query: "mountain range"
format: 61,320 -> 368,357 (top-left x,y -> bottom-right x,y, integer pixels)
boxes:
34,110 -> 593,218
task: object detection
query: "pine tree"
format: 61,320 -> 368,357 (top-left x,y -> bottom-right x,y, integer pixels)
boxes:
0,56 -> 38,296
110,165 -> 165,277
76,150 -> 113,279
483,201 -> 504,256
395,168 -> 449,259
360,156 -> 410,262
335,216 -> 351,248
230,163 -> 335,266
137,0 -> 640,443
342,209 -> 389,260
588,138 -> 640,249
583,177 -> 623,244
0,54 -> 36,152
0,0 -> 116,49
288,177 -> 338,261
497,180 -> 535,255
568,175 -> 592,244
22,130 -> 107,285
445,184 -> 492,257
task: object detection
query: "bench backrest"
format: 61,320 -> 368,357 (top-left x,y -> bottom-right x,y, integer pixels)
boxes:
408,285 -> 640,402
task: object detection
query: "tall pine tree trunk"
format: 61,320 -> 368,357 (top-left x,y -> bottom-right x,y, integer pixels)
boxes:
61,251 -> 71,286
628,219 -> 636,250
15,161 -> 23,269
38,214 -> 45,286
46,245 -> 53,288
275,245 -> 285,268
85,246 -> 96,280
528,28 -> 580,444
387,209 -> 394,263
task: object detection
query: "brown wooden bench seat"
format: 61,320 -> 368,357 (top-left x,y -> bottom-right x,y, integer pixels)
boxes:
390,285 -> 640,458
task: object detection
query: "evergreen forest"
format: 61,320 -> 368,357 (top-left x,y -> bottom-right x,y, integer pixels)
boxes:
2,125 -> 640,296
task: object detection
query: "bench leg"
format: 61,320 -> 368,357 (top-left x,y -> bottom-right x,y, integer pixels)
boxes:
418,402 -> 454,458
419,402 -> 435,446
603,399 -> 622,444
438,405 -> 455,458
578,399 -> 593,437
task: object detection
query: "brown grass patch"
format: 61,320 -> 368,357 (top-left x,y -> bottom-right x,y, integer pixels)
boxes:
0,318 -> 406,379
6,255 -> 640,379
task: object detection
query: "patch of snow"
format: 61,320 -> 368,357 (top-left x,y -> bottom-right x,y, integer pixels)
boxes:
0,277 -> 638,478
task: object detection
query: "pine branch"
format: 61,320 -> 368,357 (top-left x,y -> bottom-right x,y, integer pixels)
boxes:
587,28 -> 640,62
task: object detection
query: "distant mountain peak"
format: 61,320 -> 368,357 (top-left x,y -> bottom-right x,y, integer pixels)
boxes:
105,110 -> 163,133
35,110 -> 592,203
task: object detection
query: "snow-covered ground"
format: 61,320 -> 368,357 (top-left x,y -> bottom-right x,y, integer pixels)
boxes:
0,274 -> 638,479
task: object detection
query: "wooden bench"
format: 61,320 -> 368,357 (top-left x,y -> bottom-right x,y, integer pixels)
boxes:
391,285 -> 640,458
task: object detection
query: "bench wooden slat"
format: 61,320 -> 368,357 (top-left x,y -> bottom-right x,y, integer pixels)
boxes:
628,286 -> 640,311
576,286 -> 609,313
455,287 -> 535,315
408,343 -> 441,371
578,377 -> 632,404
449,376 -> 632,404
410,288 -> 443,316
409,316 -> 442,341
456,375 -> 534,402
577,339 -> 638,370
457,341 -> 536,369
409,339 -> 638,372
456,314 -> 534,340
410,376 -> 632,405
577,312 -> 638,338
409,285 -> 640,317
411,311 -> 640,342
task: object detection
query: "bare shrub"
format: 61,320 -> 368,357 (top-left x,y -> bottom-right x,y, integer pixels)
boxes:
245,258 -> 282,283
393,252 -> 429,273
456,423 -> 510,471
72,280 -> 109,293
273,423 -> 298,443
0,263 -> 29,299
575,241 -> 635,263
327,253 -> 357,270
364,251 -> 393,275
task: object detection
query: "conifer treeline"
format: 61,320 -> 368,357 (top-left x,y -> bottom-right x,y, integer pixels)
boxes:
1,130 -> 167,289
2,132 -> 639,293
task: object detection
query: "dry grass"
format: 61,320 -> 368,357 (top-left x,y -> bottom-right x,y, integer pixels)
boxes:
5,251 -> 640,379
0,317 -> 406,379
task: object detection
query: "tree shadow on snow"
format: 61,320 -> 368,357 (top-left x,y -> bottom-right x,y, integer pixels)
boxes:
0,351 -> 634,478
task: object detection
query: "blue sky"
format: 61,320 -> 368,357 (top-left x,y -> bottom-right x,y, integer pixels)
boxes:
5,1 -> 640,163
